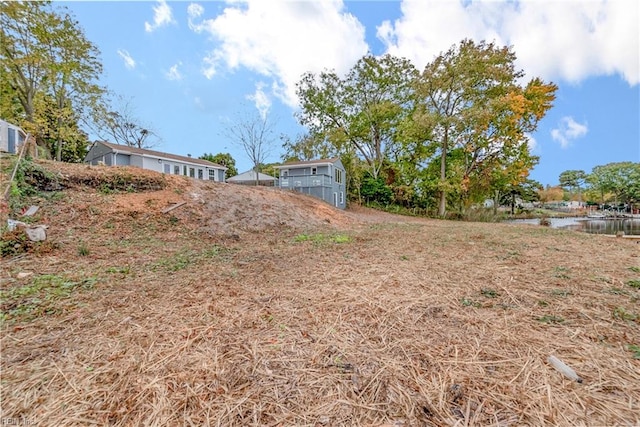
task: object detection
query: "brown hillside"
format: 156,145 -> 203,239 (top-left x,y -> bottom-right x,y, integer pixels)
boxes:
1,159 -> 639,426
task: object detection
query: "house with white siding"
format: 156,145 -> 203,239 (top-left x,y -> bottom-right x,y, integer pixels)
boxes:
0,119 -> 27,154
84,141 -> 227,182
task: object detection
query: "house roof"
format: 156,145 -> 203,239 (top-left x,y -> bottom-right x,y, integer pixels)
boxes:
96,141 -> 226,169
227,170 -> 276,182
0,119 -> 27,135
273,157 -> 341,169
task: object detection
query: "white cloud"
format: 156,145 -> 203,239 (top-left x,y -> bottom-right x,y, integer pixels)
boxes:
188,0 -> 368,106
246,82 -> 272,119
117,49 -> 136,69
145,0 -> 175,33
378,0 -> 639,86
187,3 -> 204,27
551,117 -> 588,148
166,62 -> 183,81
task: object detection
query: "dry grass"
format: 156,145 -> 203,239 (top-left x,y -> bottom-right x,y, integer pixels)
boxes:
1,161 -> 639,426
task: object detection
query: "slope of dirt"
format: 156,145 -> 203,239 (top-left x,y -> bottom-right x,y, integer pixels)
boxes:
1,160 -> 639,426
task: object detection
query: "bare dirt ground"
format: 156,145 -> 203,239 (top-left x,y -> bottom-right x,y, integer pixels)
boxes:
1,160 -> 639,426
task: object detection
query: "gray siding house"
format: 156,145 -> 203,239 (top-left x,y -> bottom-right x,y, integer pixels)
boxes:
227,170 -> 277,186
0,119 -> 27,154
274,158 -> 346,209
84,141 -> 227,182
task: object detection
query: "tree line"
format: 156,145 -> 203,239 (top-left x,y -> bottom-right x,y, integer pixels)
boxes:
558,163 -> 640,208
287,40 -> 557,217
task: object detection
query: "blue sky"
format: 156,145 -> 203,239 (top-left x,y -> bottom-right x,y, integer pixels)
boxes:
61,0 -> 639,186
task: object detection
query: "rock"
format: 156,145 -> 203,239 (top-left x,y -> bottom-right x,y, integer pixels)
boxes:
16,272 -> 33,279
25,225 -> 47,242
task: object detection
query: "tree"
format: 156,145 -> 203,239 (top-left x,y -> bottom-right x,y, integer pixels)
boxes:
296,54 -> 416,179
538,185 -> 564,205
587,162 -> 640,208
411,40 -> 556,216
559,170 -> 587,202
200,152 -> 237,179
223,112 -> 276,186
498,179 -> 542,215
92,95 -> 161,149
1,1 -> 105,160
35,93 -> 90,162
281,132 -> 336,163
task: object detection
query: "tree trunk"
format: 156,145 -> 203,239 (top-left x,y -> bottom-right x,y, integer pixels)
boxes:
56,116 -> 62,161
437,129 -> 448,217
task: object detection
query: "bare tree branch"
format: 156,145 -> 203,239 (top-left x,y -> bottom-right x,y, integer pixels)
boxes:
223,111 -> 276,185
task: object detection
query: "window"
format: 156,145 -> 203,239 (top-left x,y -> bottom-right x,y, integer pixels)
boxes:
183,165 -> 188,176
198,169 -> 203,179
174,165 -> 180,175
208,169 -> 216,181
282,170 -> 289,179
189,168 -> 195,178
163,164 -> 170,174
334,168 -> 343,184
340,192 -> 344,204
311,167 -> 317,175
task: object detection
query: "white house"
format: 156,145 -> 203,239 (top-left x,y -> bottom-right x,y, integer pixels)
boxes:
0,119 -> 27,154
84,141 -> 227,182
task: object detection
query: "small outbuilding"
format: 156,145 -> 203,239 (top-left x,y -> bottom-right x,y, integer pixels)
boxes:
0,119 -> 27,154
84,141 -> 227,182
274,158 -> 347,209
227,170 -> 277,186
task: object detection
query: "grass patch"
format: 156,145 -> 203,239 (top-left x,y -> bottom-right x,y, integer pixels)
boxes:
1,275 -> 96,323
481,288 -> 499,298
605,287 -> 630,296
553,266 -> 571,279
626,280 -> 640,289
461,297 -> 481,308
106,266 -> 131,275
536,314 -> 565,324
613,307 -> 637,322
78,243 -> 90,256
628,344 -> 640,359
551,289 -> 572,297
293,233 -> 351,244
152,246 -> 229,272
629,266 -> 640,273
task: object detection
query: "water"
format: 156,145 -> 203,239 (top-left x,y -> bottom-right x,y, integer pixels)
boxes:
506,217 -> 640,235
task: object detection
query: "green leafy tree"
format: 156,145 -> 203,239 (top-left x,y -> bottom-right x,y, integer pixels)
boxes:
200,152 -> 238,179
296,54 -> 416,180
559,170 -> 587,202
587,162 -> 640,207
1,1 -> 105,160
411,39 -> 556,216
498,179 -> 542,215
281,132 -> 336,163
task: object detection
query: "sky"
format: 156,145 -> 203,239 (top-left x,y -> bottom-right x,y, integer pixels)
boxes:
60,0 -> 639,186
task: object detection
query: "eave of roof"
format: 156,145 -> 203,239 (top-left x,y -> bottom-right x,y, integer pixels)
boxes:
273,157 -> 340,169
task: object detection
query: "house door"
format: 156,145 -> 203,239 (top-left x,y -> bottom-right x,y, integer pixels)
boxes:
8,128 -> 16,153
333,192 -> 338,207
